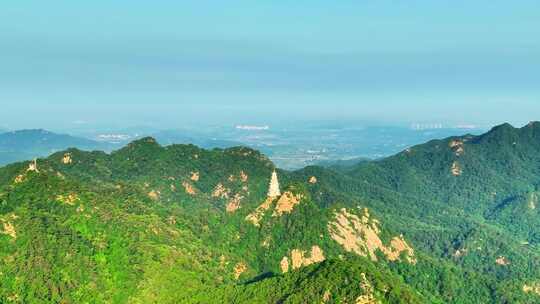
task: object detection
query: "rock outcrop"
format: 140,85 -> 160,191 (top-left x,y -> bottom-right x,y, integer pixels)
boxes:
226,194 -> 243,213
62,153 -> 73,164
328,208 -> 416,264
523,283 -> 540,296
212,183 -> 230,199
449,140 -> 465,156
190,171 -> 200,182
451,161 -> 463,176
148,190 -> 160,201
56,193 -> 79,206
246,197 -> 273,227
273,191 -> 303,216
1,221 -> 16,239
182,181 -> 196,195
233,262 -> 247,280
356,273 -> 379,304
280,246 -> 325,273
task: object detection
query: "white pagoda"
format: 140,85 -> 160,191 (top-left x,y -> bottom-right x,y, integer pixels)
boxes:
267,170 -> 281,198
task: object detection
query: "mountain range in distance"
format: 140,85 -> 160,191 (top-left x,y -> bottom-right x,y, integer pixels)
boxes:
0,129 -> 115,166
2,122 -> 540,303
0,124 -> 486,169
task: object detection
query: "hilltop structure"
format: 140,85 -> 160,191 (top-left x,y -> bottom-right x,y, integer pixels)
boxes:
27,159 -> 39,172
267,170 -> 281,198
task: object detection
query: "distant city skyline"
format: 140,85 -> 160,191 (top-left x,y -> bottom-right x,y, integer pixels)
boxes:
1,1 -> 539,129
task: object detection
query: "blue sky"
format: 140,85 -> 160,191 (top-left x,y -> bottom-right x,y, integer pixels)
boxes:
1,1 -> 539,129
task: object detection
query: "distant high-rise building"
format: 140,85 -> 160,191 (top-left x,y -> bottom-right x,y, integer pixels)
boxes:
267,170 -> 281,198
411,123 -> 444,130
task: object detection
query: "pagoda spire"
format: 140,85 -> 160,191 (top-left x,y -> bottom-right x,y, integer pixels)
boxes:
267,170 -> 281,198
27,158 -> 39,173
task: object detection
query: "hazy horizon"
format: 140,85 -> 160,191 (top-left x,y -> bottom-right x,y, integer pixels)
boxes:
1,1 -> 539,129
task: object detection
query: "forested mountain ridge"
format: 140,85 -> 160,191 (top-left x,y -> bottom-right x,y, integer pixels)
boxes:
2,124 -> 540,303
350,122 -> 540,209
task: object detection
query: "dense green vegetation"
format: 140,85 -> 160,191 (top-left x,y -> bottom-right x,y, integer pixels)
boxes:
2,123 -> 540,303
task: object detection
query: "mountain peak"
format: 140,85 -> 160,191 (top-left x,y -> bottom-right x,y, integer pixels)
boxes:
524,121 -> 540,129
481,122 -> 540,141
489,122 -> 515,133
114,137 -> 162,157
128,136 -> 161,147
7,129 -> 52,135
477,123 -> 517,142
130,136 -> 159,145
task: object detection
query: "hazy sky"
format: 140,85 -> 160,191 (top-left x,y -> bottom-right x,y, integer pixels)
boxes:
1,1 -> 539,129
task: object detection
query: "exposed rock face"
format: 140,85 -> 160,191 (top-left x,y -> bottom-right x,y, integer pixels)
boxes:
328,208 -> 416,264
14,161 -> 40,183
523,283 -> 540,296
322,291 -> 331,303
267,170 -> 281,198
453,248 -> 468,258
292,246 -> 325,269
245,197 -> 274,227
261,236 -> 271,248
148,190 -> 160,201
281,246 -> 325,273
246,191 -> 304,226
273,191 -> 303,216
240,170 -> 248,182
451,161 -> 463,176
56,193 -> 79,206
449,140 -> 465,156
496,256 -> 510,266
529,192 -> 538,210
356,273 -> 379,304
62,153 -> 73,164
212,183 -> 230,199
1,221 -> 16,239
309,176 -> 318,184
182,181 -> 196,195
190,171 -> 200,182
233,262 -> 247,280
280,257 -> 290,273
226,194 -> 243,213
387,236 -> 416,263
14,174 -> 25,184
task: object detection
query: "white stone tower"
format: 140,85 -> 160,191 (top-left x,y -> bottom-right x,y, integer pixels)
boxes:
27,158 -> 39,172
267,170 -> 281,198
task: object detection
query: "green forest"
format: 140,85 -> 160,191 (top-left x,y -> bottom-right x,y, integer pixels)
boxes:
2,123 -> 540,303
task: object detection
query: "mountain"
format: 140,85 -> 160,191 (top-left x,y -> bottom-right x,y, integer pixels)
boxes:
315,157 -> 371,171
152,130 -> 244,149
0,129 -> 115,166
2,123 -> 540,303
